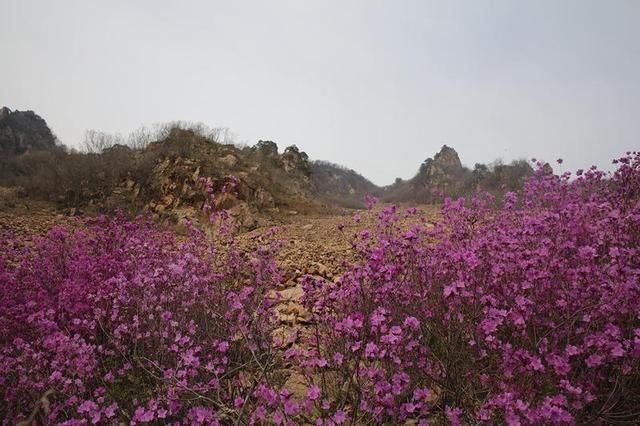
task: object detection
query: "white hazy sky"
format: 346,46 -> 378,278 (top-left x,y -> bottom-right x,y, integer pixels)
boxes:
1,0 -> 639,185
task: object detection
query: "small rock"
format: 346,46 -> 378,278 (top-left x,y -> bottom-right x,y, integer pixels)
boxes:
277,279 -> 298,289
283,372 -> 308,400
277,286 -> 304,302
277,303 -> 312,325
218,154 -> 238,168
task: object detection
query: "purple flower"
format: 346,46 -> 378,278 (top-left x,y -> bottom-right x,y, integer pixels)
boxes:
133,406 -> 155,423
78,400 -> 98,415
284,398 -> 299,415
234,396 -> 245,408
307,385 -> 321,401
403,316 -> 420,330
445,406 -> 463,426
586,354 -> 604,367
365,342 -> 378,358
333,410 -> 347,424
273,410 -> 284,425
365,195 -> 379,210
217,340 -> 230,353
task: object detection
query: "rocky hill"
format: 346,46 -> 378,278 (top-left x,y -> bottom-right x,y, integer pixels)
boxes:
0,107 -> 56,156
383,145 -> 536,203
0,108 -> 542,223
409,144 -> 467,201
0,114 -> 326,229
311,145 -> 538,206
81,131 -> 322,229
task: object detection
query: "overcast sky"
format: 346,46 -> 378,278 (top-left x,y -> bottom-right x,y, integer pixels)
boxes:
2,1 -> 639,185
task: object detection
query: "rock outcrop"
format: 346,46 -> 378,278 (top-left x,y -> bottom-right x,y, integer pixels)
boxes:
413,145 -> 464,191
95,130 -> 321,230
0,107 -> 57,156
383,145 -> 467,203
383,145 -> 536,203
417,145 -> 463,180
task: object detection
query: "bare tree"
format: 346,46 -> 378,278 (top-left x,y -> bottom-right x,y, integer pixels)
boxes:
126,126 -> 153,150
83,130 -> 123,153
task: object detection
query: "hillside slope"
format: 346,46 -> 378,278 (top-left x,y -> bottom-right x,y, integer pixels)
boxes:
310,161 -> 380,208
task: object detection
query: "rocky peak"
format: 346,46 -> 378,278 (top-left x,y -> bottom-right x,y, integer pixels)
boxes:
433,145 -> 462,169
0,107 -> 11,121
419,145 -> 462,175
0,107 -> 56,156
417,145 -> 463,181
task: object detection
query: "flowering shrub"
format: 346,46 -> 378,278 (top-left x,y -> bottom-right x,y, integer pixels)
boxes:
2,154 -> 640,425
300,153 -> 640,424
0,206 -> 290,425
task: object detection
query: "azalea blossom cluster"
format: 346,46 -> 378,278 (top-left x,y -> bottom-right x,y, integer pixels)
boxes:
0,211 -> 287,424
300,153 -> 640,424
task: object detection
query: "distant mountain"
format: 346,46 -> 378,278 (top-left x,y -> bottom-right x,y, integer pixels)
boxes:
384,145 -> 536,203
0,107 -> 57,156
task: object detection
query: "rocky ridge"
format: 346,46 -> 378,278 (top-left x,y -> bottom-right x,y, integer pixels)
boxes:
0,107 -> 541,219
